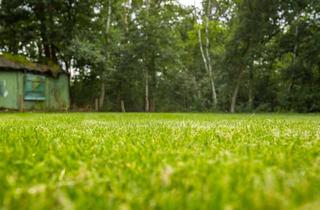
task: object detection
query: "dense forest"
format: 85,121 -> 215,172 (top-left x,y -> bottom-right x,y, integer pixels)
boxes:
0,0 -> 319,112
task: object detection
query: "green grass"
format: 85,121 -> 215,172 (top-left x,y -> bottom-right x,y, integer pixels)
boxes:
0,113 -> 319,210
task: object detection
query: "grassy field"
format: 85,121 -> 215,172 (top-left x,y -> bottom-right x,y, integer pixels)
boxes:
0,113 -> 319,210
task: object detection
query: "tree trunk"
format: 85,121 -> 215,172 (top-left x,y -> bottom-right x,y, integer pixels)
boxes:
40,21 -> 51,59
230,38 -> 251,113
150,74 -> 156,112
205,0 -> 217,107
248,61 -> 254,111
124,0 -> 132,32
64,59 -> 71,73
149,57 -> 157,112
37,41 -> 43,60
198,29 -> 217,108
144,0 -> 150,112
121,100 -> 126,112
35,2 -> 58,61
230,72 -> 243,113
50,44 -> 58,62
150,99 -> 155,112
288,24 -> 299,93
145,70 -> 149,112
209,71 -> 217,107
106,1 -> 112,34
99,82 -> 105,110
95,98 -> 99,112
197,0 -> 218,109
98,0 -> 112,110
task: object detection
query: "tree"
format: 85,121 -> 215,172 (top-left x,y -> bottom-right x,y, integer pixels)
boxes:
1,0 -> 319,112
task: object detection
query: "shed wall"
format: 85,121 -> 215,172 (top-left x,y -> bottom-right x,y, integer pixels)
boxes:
0,71 -> 19,109
0,70 -> 70,111
47,74 -> 70,110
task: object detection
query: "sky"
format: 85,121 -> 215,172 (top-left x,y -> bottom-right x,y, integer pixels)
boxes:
178,0 -> 202,8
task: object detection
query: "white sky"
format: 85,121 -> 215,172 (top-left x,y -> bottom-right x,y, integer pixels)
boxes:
178,0 -> 202,8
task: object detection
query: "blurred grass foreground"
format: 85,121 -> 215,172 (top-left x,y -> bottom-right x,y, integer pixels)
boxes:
0,113 -> 319,210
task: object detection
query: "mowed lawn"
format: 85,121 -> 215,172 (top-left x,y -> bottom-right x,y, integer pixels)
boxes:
0,113 -> 319,210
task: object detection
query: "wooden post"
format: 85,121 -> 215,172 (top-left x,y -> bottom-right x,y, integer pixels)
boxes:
19,94 -> 24,112
95,98 -> 99,112
121,100 -> 126,112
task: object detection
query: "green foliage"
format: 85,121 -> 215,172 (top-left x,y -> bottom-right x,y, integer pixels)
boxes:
45,60 -> 61,76
1,0 -> 320,112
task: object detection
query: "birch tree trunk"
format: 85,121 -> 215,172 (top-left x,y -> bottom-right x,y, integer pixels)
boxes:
197,0 -> 218,109
144,0 -> 150,112
99,0 -> 112,110
205,1 -> 217,107
121,100 -> 126,112
145,69 -> 150,112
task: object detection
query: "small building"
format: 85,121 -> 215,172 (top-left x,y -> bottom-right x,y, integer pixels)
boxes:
0,55 -> 70,111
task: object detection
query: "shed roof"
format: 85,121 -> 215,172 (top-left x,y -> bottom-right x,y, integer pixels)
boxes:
0,55 -> 67,77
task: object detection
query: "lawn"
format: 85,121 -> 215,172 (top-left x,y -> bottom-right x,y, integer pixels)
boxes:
0,113 -> 319,210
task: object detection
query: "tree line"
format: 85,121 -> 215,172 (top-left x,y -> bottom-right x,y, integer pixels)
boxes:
1,0 -> 319,112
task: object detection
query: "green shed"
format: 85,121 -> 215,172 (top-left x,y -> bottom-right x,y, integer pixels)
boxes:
0,55 -> 70,111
